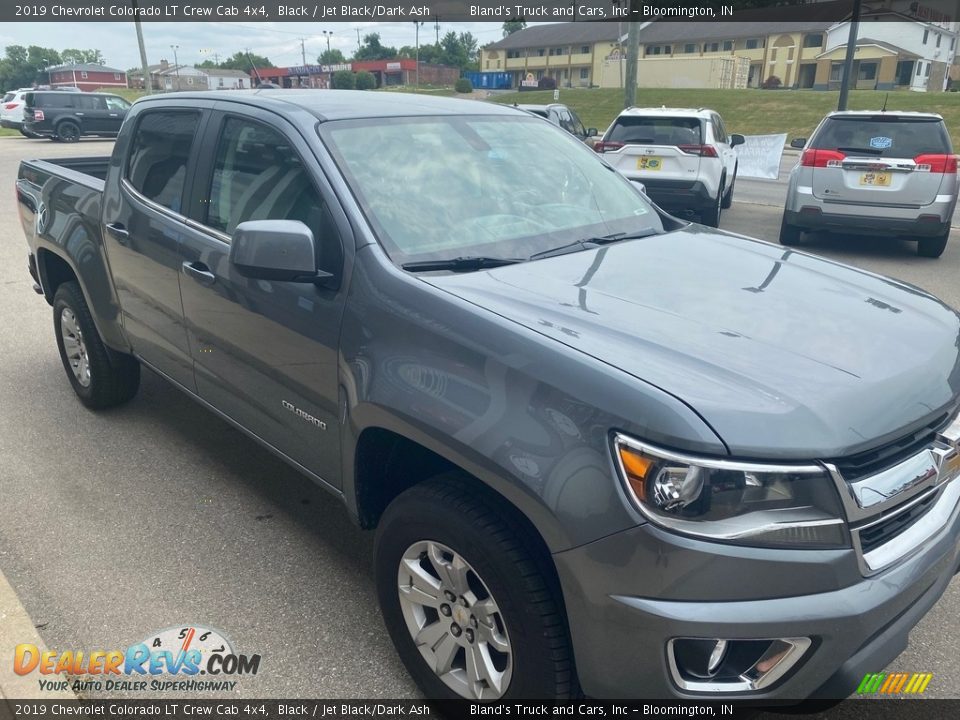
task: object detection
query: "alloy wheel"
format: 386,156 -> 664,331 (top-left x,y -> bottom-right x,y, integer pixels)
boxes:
60,308 -> 91,387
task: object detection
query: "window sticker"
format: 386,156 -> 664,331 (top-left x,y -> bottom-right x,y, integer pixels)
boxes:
870,136 -> 893,149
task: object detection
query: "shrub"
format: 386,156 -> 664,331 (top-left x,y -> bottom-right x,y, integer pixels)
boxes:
455,77 -> 473,94
331,70 -> 356,90
355,71 -> 377,90
537,76 -> 557,90
762,75 -> 783,89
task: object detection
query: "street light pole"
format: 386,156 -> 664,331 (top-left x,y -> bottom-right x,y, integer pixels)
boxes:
837,0 -> 862,111
171,44 -> 181,90
414,21 -> 424,92
322,30 -> 332,53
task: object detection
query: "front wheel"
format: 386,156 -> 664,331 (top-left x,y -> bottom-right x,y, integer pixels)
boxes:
701,183 -> 723,228
375,476 -> 576,700
53,282 -> 140,409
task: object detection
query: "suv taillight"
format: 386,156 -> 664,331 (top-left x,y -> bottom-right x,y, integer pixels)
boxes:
677,144 -> 718,158
801,148 -> 846,168
914,154 -> 958,174
3,102 -> 18,110
594,141 -> 624,153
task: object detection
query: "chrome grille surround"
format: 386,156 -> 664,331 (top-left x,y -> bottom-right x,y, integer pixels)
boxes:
825,413 -> 960,576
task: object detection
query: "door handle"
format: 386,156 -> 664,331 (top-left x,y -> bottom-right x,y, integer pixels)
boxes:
109,113 -> 118,117
105,222 -> 129,245
182,261 -> 216,286
75,112 -> 84,116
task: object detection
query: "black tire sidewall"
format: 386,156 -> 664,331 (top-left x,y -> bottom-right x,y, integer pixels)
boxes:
53,285 -> 97,402
918,232 -> 949,258
375,487 -> 567,700
57,122 -> 80,142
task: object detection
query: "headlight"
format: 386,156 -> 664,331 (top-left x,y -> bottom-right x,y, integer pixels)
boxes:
613,433 -> 849,548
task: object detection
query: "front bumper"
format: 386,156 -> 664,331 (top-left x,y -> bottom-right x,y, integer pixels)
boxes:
554,480 -> 960,699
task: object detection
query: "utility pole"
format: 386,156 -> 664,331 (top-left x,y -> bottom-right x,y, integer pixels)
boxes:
170,44 -> 181,90
131,0 -> 151,94
299,38 -> 307,66
435,17 -> 440,45
356,29 -> 361,53
414,21 -> 424,91
624,19 -> 641,107
837,0 -> 862,111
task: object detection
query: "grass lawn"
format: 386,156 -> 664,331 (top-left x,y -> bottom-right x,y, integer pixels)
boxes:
489,88 -> 960,147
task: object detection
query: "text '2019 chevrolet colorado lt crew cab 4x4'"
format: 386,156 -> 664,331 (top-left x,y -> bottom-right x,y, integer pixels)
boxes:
15,90 -> 960,701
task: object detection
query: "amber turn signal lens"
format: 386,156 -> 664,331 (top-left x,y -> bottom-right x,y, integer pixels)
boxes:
618,446 -> 654,498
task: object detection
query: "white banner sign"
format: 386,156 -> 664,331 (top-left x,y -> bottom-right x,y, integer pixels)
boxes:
735,133 -> 788,180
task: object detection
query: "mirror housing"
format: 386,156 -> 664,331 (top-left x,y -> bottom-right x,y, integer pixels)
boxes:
730,133 -> 746,147
790,137 -> 807,149
586,127 -> 598,137
230,220 -> 332,284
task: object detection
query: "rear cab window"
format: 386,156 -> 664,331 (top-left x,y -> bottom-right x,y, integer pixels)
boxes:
125,111 -> 201,214
607,116 -> 702,146
811,116 -> 952,158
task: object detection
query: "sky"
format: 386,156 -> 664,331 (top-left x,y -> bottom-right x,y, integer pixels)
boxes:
0,21 -> 523,70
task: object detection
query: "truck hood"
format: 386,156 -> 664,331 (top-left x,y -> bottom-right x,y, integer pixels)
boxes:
424,226 -> 960,459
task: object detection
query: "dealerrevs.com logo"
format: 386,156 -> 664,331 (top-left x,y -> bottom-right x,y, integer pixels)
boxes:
13,624 -> 261,694
857,672 -> 934,695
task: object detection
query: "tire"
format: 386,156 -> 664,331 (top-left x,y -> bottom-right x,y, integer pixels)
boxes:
917,231 -> 949,258
375,475 -> 576,700
721,167 -> 736,209
53,281 -> 140,409
701,181 -> 723,228
779,215 -> 802,246
55,120 -> 80,143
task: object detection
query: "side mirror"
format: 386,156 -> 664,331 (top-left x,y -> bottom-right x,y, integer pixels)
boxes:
730,133 -> 746,147
586,127 -> 598,137
790,137 -> 807,149
230,220 -> 332,285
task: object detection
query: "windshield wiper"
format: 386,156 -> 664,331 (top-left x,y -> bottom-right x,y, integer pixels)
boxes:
837,146 -> 883,156
402,256 -> 525,273
528,229 -> 659,261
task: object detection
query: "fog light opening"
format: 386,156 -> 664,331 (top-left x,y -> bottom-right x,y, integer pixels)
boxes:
668,637 -> 811,692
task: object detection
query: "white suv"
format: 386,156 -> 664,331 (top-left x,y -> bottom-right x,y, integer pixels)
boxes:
1,88 -> 39,137
595,107 -> 744,226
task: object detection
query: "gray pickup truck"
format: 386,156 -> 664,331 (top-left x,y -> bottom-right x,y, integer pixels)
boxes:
15,90 -> 960,701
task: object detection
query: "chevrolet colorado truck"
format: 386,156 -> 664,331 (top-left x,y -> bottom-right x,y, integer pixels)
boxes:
15,90 -> 960,701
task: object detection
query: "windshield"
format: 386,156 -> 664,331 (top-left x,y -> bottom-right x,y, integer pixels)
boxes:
320,115 -> 661,266
812,116 -> 951,157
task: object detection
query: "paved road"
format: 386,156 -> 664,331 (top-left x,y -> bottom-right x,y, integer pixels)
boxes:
0,137 -> 958,699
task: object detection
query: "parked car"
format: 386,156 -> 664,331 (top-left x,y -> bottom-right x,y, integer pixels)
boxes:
1,88 -> 41,137
781,111 -> 957,258
22,90 -> 131,142
594,107 -> 744,227
15,91 -> 960,701
514,102 -> 597,144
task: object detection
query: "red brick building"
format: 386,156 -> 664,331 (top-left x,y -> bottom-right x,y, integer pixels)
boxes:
250,60 -> 459,89
47,63 -> 128,92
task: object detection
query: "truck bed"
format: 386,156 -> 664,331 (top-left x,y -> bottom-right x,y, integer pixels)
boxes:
20,156 -> 110,187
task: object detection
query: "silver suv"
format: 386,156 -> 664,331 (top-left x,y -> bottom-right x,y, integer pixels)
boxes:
595,107 -> 744,227
781,111 -> 957,258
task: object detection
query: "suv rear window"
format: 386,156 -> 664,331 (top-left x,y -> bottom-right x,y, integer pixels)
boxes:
607,116 -> 702,146
2,93 -> 13,103
811,116 -> 951,157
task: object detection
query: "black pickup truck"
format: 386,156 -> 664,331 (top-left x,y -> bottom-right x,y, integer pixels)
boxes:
15,90 -> 960,701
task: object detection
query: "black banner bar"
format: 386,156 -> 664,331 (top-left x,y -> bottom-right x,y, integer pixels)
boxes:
4,0 -> 960,23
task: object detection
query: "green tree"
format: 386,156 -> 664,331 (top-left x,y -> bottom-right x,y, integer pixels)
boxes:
60,49 -> 104,65
354,33 -> 397,61
0,45 -> 62,91
502,21 -> 526,36
219,51 -> 273,71
355,70 -> 376,90
331,69 -> 355,89
318,48 -> 346,65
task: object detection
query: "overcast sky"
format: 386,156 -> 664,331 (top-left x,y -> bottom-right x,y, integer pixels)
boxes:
1,21 -> 523,70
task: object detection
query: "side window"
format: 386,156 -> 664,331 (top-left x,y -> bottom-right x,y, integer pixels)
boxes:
567,110 -> 587,137
712,115 -> 728,144
206,117 -> 343,274
77,95 -> 105,110
105,96 -> 130,111
126,111 -> 200,213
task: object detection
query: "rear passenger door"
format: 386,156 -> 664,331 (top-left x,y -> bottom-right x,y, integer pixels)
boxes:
102,103 -> 212,391
176,106 -> 351,487
77,94 -> 110,134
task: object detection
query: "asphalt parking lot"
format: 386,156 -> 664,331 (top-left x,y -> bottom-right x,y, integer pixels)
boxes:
1,136 -> 959,699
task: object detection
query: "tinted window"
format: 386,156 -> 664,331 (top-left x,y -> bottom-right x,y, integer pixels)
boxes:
812,117 -> 951,157
35,93 -> 76,108
126,111 -> 200,213
77,95 -> 105,110
568,109 -> 587,137
608,116 -> 702,146
207,117 -> 342,273
711,115 -> 728,143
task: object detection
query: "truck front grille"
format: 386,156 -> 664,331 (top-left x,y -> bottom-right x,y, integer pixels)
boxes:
858,491 -> 938,555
